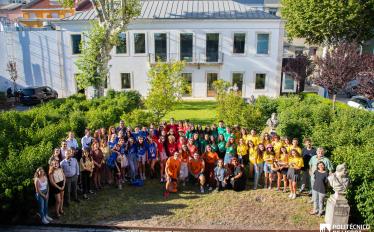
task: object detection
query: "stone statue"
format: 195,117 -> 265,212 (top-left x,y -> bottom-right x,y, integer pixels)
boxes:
325,163 -> 350,227
328,163 -> 350,197
266,113 -> 279,134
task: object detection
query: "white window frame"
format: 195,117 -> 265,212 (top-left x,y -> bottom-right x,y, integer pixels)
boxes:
120,72 -> 133,90
178,32 -> 195,62
132,32 -> 147,56
70,33 -> 82,56
113,31 -> 129,56
255,32 -> 271,56
151,31 -> 169,62
282,72 -> 297,93
253,72 -> 268,91
232,32 -> 247,56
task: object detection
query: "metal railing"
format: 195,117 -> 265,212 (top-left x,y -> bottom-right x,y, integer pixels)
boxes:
148,52 -> 224,64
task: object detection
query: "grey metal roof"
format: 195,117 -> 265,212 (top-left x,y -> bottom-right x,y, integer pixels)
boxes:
62,0 -> 279,21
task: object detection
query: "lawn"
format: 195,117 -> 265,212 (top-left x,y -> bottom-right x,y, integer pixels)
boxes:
163,100 -> 217,125
57,180 -> 322,230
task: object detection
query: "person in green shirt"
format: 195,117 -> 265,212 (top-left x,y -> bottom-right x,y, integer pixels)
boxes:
217,134 -> 226,159
210,124 -> 218,139
217,120 -> 226,136
223,127 -> 232,142
199,134 -> 210,154
209,135 -> 218,153
224,136 -> 237,165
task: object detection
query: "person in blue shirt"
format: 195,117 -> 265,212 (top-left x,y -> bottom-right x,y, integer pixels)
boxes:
214,159 -> 227,191
137,136 -> 148,180
127,137 -> 138,181
132,127 -> 140,141
139,127 -> 148,139
147,136 -> 158,178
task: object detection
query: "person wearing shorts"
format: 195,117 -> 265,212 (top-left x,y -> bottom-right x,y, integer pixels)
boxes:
287,149 -> 304,199
147,136 -> 158,178
263,144 -> 275,189
165,152 -> 181,195
188,153 -> 206,193
137,137 -> 148,180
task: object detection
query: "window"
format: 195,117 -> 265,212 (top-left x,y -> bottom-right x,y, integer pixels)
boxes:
269,8 -> 278,16
154,33 -> 167,62
120,73 -> 131,89
181,73 -> 192,96
206,33 -> 219,62
71,34 -> 82,54
116,32 -> 127,54
134,33 -> 145,54
255,73 -> 266,89
257,33 -> 269,55
180,33 -> 193,62
233,33 -> 246,54
232,73 -> 244,93
207,73 -> 218,97
283,73 -> 295,91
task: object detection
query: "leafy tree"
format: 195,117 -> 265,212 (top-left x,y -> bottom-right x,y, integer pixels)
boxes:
212,79 -> 231,102
282,54 -> 315,93
281,0 -> 374,45
145,61 -> 186,122
63,0 -> 141,94
313,43 -> 362,109
356,54 -> 374,99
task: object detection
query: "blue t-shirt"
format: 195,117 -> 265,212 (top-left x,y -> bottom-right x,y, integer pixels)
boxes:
109,141 -> 117,149
148,142 -> 157,159
127,144 -> 138,156
137,144 -> 147,157
139,131 -> 148,139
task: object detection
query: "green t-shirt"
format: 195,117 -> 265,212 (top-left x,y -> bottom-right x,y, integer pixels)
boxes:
217,127 -> 226,136
218,141 -> 226,152
210,143 -> 218,152
226,144 -> 236,155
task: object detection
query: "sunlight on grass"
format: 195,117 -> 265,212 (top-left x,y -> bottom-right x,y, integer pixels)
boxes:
163,101 -> 217,124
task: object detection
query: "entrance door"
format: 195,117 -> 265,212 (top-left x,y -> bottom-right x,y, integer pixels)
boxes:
207,73 -> 218,97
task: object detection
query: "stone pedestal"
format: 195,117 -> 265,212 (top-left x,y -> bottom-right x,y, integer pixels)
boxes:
325,194 -> 350,226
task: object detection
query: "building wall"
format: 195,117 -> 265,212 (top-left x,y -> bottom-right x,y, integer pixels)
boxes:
20,9 -> 74,27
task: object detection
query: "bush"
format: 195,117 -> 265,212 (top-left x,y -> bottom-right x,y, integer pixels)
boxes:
122,109 -> 156,128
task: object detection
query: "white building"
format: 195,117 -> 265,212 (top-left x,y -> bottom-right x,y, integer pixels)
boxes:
0,0 -> 286,98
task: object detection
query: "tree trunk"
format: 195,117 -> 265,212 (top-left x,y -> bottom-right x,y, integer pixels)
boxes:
332,93 -> 336,110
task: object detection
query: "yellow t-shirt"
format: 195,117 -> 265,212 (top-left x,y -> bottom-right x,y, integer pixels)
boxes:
272,141 -> 284,155
285,144 -> 292,153
278,153 -> 288,165
262,140 -> 271,148
248,147 -> 256,164
244,135 -> 260,147
288,156 -> 304,169
253,150 -> 264,164
263,151 -> 275,164
289,146 -> 302,155
237,144 -> 248,157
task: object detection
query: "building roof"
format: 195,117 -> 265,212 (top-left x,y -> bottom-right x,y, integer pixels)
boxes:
0,3 -> 23,11
63,0 -> 279,21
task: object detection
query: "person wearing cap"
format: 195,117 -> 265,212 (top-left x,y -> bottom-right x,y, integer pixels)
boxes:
263,144 -> 275,189
188,153 -> 206,193
224,136 -> 236,165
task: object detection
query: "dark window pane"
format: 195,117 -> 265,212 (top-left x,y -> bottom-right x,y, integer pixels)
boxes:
71,34 -> 81,54
154,33 -> 167,62
206,33 -> 219,62
232,73 -> 243,92
121,73 -> 131,89
284,73 -> 294,90
255,73 -> 266,89
116,32 -> 127,54
257,34 -> 269,54
180,33 -> 193,62
134,33 -> 145,54
233,33 -> 245,54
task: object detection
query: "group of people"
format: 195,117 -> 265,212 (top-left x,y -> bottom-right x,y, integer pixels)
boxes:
33,118 -> 334,224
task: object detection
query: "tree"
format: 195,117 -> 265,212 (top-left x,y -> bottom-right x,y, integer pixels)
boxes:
6,60 -> 17,93
356,54 -> 374,99
282,54 -> 315,93
62,0 -> 141,95
313,43 -> 363,109
145,60 -> 186,122
281,0 -> 374,45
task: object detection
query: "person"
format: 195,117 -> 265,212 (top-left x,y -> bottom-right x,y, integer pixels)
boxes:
223,126 -> 232,142
217,120 -> 226,136
166,135 -> 178,158
100,138 -> 110,185
137,136 -> 148,180
244,129 -> 260,147
229,158 -> 246,191
217,134 -> 226,159
199,134 -> 210,154
262,133 -> 271,147
107,143 -> 121,188
214,159 -> 227,191
224,136 -> 236,165
147,136 -> 158,178
60,141 -> 68,160
48,159 -> 65,218
49,148 -> 62,165
80,149 -> 94,199
165,152 -> 181,196
189,153 -> 206,193
66,131 -> 79,150
310,162 -> 329,216
290,138 -> 302,154
116,144 -> 127,189
253,143 -> 265,190
187,138 -> 198,156
116,120 -> 126,134
300,138 -> 316,193
179,144 -> 190,186
202,145 -> 219,190
263,144 -> 275,189
209,135 -> 218,153
60,149 -> 80,206
272,135 -> 283,156
158,135 -> 168,183
287,149 -> 304,199
91,141 -> 104,190
236,138 -> 248,164
277,146 -> 289,192
247,140 -> 256,178
108,126 -> 117,141
81,128 -> 93,150
34,167 -> 53,224
127,137 -> 138,181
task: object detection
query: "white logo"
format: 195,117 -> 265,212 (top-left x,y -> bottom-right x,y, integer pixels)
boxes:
320,223 -> 331,232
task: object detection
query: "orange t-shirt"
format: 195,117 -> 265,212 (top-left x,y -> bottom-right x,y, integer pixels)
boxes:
179,151 -> 190,163
166,158 -> 181,179
203,152 -> 219,164
189,159 -> 204,175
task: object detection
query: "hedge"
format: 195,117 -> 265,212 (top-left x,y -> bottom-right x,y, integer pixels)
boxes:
0,91 -> 142,223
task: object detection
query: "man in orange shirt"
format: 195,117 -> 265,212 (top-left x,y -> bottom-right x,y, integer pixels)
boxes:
189,153 -> 206,193
165,152 -> 181,195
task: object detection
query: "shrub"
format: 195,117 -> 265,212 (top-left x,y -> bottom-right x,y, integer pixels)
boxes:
122,109 -> 156,128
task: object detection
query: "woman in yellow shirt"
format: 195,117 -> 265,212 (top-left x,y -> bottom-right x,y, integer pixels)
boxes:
248,140 -> 256,178
274,146 -> 289,192
253,143 -> 265,190
245,129 -> 260,147
290,138 -> 302,155
272,135 -> 283,156
262,133 -> 272,148
284,137 -> 292,153
237,138 -> 248,165
263,144 -> 275,189
287,149 -> 304,199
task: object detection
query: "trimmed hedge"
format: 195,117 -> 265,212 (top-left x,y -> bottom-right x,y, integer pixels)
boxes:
0,91 -> 142,223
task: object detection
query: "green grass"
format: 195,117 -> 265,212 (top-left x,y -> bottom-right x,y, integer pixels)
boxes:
163,100 -> 217,125
57,180 -> 322,230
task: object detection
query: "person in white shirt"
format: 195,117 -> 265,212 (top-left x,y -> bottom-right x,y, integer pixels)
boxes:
60,141 -> 68,160
66,131 -> 79,150
81,128 -> 93,150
